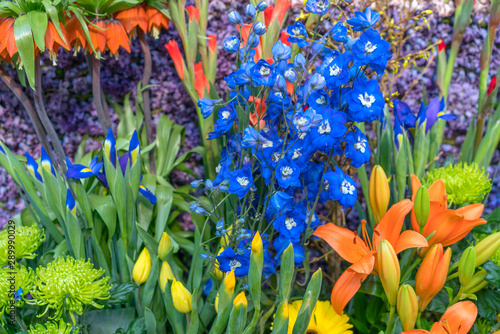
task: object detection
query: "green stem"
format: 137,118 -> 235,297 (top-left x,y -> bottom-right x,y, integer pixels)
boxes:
416,312 -> 422,329
387,306 -> 396,334
90,55 -> 110,133
450,286 -> 464,305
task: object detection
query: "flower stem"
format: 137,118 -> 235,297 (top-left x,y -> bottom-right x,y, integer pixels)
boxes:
451,286 -> 464,305
138,29 -> 156,174
34,54 -> 67,173
90,55 -> 110,133
0,64 -> 53,162
387,306 -> 396,334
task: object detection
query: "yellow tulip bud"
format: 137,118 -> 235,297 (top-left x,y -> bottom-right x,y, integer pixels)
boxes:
282,302 -> 289,319
251,231 -> 263,255
224,270 -> 236,295
215,292 -> 219,313
171,280 -> 192,313
377,240 -> 400,306
159,261 -> 175,293
475,232 -> 500,267
233,292 -> 248,307
458,246 -> 476,287
158,232 -> 173,260
132,248 -> 152,284
369,165 -> 390,223
397,285 -> 418,331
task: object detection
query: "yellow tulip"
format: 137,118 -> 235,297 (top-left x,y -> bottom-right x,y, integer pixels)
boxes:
171,280 -> 192,313
233,292 -> 248,307
159,261 -> 175,293
158,232 -> 173,260
132,248 -> 152,284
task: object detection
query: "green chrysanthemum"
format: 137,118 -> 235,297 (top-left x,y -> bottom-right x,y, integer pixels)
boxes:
423,163 -> 492,205
0,225 -> 45,266
30,257 -> 112,324
28,319 -> 79,334
0,264 -> 34,320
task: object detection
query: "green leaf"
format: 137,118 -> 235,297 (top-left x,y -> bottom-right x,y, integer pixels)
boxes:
27,11 -> 48,51
41,0 -> 66,44
14,15 -> 36,89
0,2 -> 23,17
142,258 -> 160,312
278,244 -> 294,302
136,223 -> 159,258
484,261 -> 500,288
144,308 -> 157,334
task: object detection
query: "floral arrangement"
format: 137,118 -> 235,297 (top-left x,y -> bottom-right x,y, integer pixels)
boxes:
0,0 -> 499,333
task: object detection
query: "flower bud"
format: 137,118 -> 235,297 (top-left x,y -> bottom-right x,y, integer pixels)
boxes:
245,4 -> 256,19
215,292 -> 219,313
253,21 -> 266,35
458,246 -> 476,287
377,240 -> 400,307
251,231 -> 263,255
213,248 -> 225,280
414,186 -> 430,228
159,261 -> 175,293
132,248 -> 152,284
233,291 -> 248,307
158,232 -> 173,260
228,11 -> 243,25
171,280 -> 192,313
369,165 -> 390,224
397,285 -> 418,331
257,1 -> 267,11
475,232 -> 500,267
224,270 -> 236,295
463,269 -> 488,295
415,244 -> 451,312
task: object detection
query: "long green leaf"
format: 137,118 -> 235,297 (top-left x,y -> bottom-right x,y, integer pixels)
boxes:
41,0 -> 66,44
14,15 -> 35,89
27,11 -> 48,51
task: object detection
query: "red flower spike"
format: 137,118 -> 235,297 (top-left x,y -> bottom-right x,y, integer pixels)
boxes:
265,0 -> 291,27
438,39 -> 446,52
165,40 -> 185,80
208,35 -> 217,54
280,31 -> 291,46
487,77 -> 497,97
186,6 -> 200,24
194,62 -> 209,98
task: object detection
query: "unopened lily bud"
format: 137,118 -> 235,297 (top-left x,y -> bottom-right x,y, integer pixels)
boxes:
159,261 -> 175,293
475,232 -> 500,267
251,231 -> 263,255
377,240 -> 400,306
171,280 -> 192,313
414,186 -> 430,229
224,270 -> 236,295
132,248 -> 152,284
369,165 -> 390,223
158,232 -> 173,260
459,246 -> 476,287
463,269 -> 488,295
397,285 -> 418,331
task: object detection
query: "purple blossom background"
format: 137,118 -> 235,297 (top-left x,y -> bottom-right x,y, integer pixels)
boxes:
1,1 -> 499,225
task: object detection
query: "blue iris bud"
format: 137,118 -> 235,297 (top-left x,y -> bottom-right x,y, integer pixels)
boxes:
223,36 -> 240,53
293,53 -> 306,71
190,179 -> 203,188
245,4 -> 256,20
257,1 -> 267,11
228,11 -> 243,25
253,21 -> 266,35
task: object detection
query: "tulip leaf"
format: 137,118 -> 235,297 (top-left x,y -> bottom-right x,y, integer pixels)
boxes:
144,308 -> 157,334
14,15 -> 35,89
142,258 -> 160,313
136,223 -> 159,258
27,11 -> 48,52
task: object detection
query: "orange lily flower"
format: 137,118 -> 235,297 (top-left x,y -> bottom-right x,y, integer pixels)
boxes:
165,40 -> 186,80
0,18 -> 17,61
43,21 -> 71,65
402,301 -> 477,334
66,16 -> 87,55
410,175 -> 486,252
145,5 -> 169,39
313,199 -> 428,314
115,4 -> 148,38
194,62 -> 209,98
105,20 -> 131,58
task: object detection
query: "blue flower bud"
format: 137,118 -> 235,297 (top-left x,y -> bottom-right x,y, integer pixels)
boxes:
218,185 -> 229,192
248,33 -> 260,48
205,179 -> 214,190
245,4 -> 256,20
271,41 -> 292,62
293,53 -> 306,71
306,73 -> 326,91
190,179 -> 203,188
223,36 -> 240,53
200,254 -> 212,260
284,67 -> 297,83
257,1 -> 267,11
228,11 -> 243,25
272,75 -> 287,92
253,21 -> 266,35
189,201 -> 209,215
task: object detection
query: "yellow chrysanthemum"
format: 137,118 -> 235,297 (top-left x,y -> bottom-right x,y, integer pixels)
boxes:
287,300 -> 353,334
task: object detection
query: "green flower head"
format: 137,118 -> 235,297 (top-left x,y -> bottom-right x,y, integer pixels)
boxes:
0,225 -> 45,267
30,257 -> 112,324
29,319 -> 79,334
0,265 -> 34,321
423,163 -> 492,205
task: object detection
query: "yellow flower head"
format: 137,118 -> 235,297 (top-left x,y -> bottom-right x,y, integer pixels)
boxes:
286,300 -> 353,334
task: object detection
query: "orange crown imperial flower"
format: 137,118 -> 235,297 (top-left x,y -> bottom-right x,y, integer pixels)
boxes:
313,199 -> 428,314
115,4 -> 148,38
88,19 -> 107,57
145,5 -> 169,39
0,18 -> 17,62
66,16 -> 87,56
106,20 -> 131,59
41,21 -> 71,65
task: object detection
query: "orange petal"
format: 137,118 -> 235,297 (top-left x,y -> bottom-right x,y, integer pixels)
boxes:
313,223 -> 370,264
106,20 -> 131,55
374,199 -> 414,249
45,21 -> 70,52
428,179 -> 447,207
66,16 -> 86,49
456,203 -> 484,220
394,230 -> 428,254
431,301 -> 477,334
88,19 -> 106,53
411,174 -> 422,202
115,5 -> 147,34
402,330 -> 430,334
145,5 -> 169,32
330,255 -> 373,315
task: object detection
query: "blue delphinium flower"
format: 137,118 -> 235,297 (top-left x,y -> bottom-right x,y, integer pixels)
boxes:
273,210 -> 306,241
347,7 -> 380,31
328,22 -> 348,43
241,126 -> 272,149
190,201 -> 210,215
202,278 -> 213,296
276,159 -> 301,189
305,0 -> 329,15
266,191 -> 294,219
229,165 -> 254,198
324,168 -> 357,208
250,59 -> 276,87
217,247 -> 250,277
304,73 -> 326,95
198,98 -> 223,119
223,36 -> 240,53
352,29 -> 392,74
310,109 -> 346,152
272,41 -> 292,62
343,126 -> 371,168
139,185 -> 157,204
26,153 -> 42,182
273,237 -> 305,265
207,105 -> 237,139
284,65 -> 297,83
67,156 -> 103,179
345,79 -> 384,123
323,53 -> 352,89
287,22 -> 308,47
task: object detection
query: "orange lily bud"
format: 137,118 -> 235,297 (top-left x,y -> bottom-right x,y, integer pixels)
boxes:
397,285 -> 418,331
415,244 -> 451,312
369,165 -> 390,224
458,246 -> 476,287
165,40 -> 186,80
377,240 -> 400,307
475,231 -> 500,267
233,292 -> 248,307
